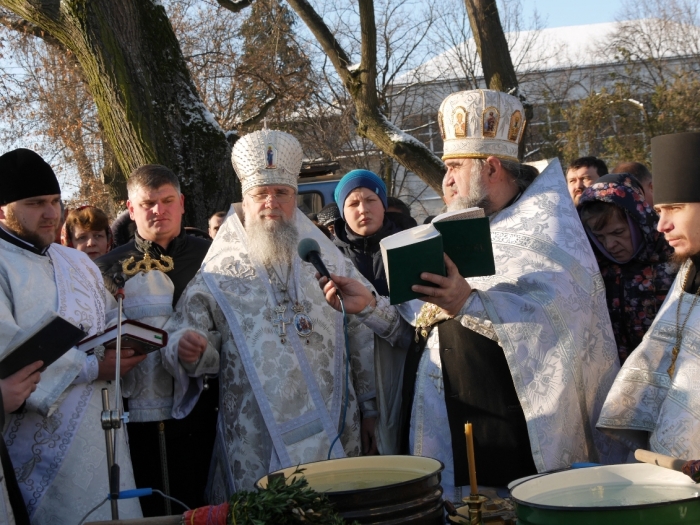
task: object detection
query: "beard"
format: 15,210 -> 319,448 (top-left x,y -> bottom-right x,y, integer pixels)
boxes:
446,163 -> 494,214
4,205 -> 55,249
245,208 -> 298,266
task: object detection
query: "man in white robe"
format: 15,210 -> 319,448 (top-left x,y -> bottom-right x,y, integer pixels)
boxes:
162,130 -> 377,499
95,165 -> 216,515
319,89 -> 627,502
0,148 -> 144,524
598,132 -> 700,459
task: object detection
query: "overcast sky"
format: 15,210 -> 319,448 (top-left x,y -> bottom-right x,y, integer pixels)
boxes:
520,0 -> 627,28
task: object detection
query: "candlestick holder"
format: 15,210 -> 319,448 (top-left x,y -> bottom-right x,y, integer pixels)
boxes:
466,494 -> 488,525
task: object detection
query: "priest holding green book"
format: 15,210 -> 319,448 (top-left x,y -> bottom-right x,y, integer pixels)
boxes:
318,88 -> 627,502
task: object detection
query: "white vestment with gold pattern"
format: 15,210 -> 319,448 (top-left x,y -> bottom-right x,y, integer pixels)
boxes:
163,209 -> 376,497
0,239 -> 141,524
598,259 -> 700,459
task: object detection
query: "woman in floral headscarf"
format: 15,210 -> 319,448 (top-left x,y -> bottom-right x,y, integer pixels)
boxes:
578,173 -> 677,364
61,205 -> 113,260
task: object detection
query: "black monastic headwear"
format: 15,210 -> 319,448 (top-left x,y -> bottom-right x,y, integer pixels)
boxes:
651,132 -> 700,205
0,148 -> 60,206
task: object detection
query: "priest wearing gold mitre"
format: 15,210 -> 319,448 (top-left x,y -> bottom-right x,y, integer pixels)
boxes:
161,129 -> 378,498
598,132 -> 700,459
318,89 -> 628,502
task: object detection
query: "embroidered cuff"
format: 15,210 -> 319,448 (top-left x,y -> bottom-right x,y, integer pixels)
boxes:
72,355 -> 100,385
457,291 -> 498,341
357,294 -> 396,335
181,345 -> 219,376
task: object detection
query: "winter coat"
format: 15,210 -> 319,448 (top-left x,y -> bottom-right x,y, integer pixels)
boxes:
332,216 -> 403,297
578,173 -> 677,364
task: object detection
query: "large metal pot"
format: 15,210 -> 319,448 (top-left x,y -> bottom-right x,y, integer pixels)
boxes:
256,455 -> 444,524
510,463 -> 700,524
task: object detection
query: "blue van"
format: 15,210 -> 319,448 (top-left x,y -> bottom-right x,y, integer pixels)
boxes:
297,161 -> 341,215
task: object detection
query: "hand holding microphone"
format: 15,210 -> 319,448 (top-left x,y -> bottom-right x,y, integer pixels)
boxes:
298,238 -> 377,314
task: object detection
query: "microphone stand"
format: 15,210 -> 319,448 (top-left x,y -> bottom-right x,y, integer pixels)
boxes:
101,274 -> 127,520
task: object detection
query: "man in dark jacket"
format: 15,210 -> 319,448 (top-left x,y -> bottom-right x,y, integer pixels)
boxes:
95,165 -> 217,516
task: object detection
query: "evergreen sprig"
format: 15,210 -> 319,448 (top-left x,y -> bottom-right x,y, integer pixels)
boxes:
228,468 -> 358,525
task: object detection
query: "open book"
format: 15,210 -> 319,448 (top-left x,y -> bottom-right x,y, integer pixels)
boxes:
380,207 -> 495,304
77,319 -> 168,356
0,313 -> 87,379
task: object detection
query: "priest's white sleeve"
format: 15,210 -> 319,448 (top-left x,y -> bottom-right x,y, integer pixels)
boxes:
162,274 -> 221,419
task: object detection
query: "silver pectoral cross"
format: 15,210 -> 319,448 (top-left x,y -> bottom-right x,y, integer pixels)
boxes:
273,304 -> 291,338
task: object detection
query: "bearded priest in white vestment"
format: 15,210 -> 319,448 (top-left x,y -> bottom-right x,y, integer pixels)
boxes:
162,130 -> 377,499
598,132 -> 700,460
0,148 -> 143,524
318,89 -> 628,503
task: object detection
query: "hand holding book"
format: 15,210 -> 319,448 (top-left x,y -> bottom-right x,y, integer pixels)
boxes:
96,348 -> 147,381
411,253 -> 473,317
380,207 -> 495,304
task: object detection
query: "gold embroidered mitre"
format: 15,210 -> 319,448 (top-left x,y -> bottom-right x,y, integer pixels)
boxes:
438,89 -> 525,162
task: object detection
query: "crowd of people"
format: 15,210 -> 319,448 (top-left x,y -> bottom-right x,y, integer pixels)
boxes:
0,87 -> 698,524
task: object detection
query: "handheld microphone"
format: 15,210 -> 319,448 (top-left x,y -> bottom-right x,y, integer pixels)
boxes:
298,238 -> 331,280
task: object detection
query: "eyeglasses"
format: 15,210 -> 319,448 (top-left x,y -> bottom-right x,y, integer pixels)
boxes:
248,191 -> 296,204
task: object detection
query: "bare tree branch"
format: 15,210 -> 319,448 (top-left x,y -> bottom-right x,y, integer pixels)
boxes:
237,94 -> 277,130
285,0 -> 353,79
0,13 -> 64,50
216,0 -> 254,13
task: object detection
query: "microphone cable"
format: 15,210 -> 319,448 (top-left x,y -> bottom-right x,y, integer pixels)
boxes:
328,292 -> 351,460
77,489 -> 190,525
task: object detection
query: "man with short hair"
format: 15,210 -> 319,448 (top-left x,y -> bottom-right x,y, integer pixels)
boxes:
598,132 -> 700,459
319,89 -> 626,501
208,211 -> 227,238
0,148 -> 143,523
612,161 -> 654,205
95,165 -> 216,515
162,129 -> 378,497
567,156 -> 609,205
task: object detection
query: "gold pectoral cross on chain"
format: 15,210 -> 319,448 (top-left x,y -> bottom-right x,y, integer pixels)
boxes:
273,304 -> 291,342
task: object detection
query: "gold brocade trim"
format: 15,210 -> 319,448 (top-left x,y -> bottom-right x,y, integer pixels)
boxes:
415,302 -> 453,342
122,253 -> 175,275
441,153 -> 520,162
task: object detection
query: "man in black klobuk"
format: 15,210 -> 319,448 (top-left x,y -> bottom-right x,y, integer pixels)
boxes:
95,165 -> 216,515
318,89 -> 627,502
0,149 -> 143,523
598,132 -> 700,459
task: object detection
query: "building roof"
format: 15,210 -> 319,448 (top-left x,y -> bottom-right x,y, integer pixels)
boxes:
396,19 -> 686,85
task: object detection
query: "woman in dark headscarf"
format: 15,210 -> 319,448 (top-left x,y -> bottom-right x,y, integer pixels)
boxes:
578,173 -> 677,364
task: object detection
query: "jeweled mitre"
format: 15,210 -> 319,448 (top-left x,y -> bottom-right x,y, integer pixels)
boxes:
438,89 -> 525,162
232,129 -> 303,194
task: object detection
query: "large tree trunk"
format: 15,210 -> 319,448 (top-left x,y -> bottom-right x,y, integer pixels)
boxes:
464,0 -> 531,159
464,0 -> 518,93
286,0 -> 445,193
0,0 -> 236,228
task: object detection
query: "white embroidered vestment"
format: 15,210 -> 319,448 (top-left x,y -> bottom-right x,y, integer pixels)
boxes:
0,240 -> 141,524
163,209 -> 376,496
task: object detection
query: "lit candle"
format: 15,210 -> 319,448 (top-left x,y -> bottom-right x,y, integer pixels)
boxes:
465,422 -> 478,495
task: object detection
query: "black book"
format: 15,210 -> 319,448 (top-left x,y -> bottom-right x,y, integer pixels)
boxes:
0,313 -> 87,379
